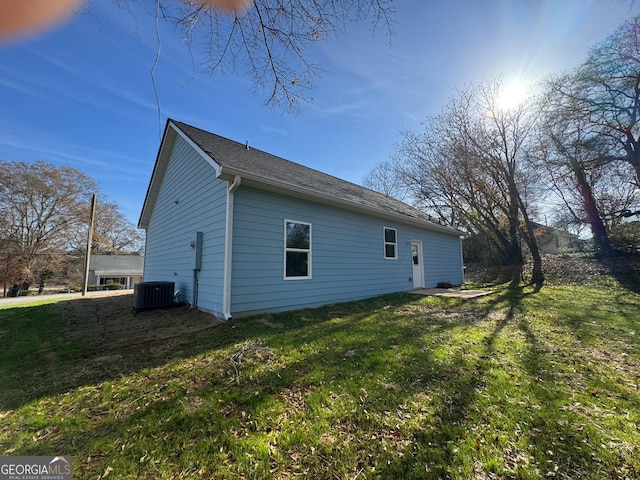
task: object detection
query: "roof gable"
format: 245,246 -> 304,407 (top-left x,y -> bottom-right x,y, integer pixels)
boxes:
138,120 -> 222,229
139,119 -> 461,236
171,121 -> 460,235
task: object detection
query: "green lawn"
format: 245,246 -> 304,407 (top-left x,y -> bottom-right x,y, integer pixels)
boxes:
1,281 -> 639,479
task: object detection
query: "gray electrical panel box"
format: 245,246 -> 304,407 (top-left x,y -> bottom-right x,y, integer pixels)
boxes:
193,231 -> 203,270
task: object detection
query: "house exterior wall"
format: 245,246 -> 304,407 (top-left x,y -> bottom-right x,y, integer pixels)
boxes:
230,186 -> 463,317
536,230 -> 586,254
87,271 -> 98,285
143,134 -> 227,317
87,272 -> 143,288
126,275 -> 143,288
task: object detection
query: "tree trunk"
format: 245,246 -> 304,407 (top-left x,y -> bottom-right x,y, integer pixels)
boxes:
506,183 -> 524,285
631,152 -> 640,189
572,160 -> 615,257
518,209 -> 545,286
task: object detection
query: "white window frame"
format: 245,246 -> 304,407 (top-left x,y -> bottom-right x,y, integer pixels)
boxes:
383,226 -> 398,259
284,219 -> 312,280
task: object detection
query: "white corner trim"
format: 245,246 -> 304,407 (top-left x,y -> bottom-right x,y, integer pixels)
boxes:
459,236 -> 465,283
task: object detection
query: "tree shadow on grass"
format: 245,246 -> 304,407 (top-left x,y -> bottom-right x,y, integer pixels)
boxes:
335,284 -> 535,478
376,283 -> 633,478
498,282 -> 640,477
6,285 -> 635,478
603,255 -> 640,294
0,293 -> 449,411
1,292 -> 495,478
514,313 -> 640,477
0,294 -> 318,410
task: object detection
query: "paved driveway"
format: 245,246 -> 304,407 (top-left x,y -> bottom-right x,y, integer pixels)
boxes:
0,290 -> 131,306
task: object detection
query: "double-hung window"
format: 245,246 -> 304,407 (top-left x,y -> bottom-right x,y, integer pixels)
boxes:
384,227 -> 397,259
285,220 -> 312,279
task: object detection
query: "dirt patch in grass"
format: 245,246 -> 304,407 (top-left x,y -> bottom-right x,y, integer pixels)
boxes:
52,294 -> 225,352
0,294 -> 227,409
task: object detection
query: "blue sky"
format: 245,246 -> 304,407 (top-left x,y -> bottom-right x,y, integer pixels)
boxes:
0,0 -> 638,226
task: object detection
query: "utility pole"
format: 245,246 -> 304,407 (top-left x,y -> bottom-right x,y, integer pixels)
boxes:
82,194 -> 97,296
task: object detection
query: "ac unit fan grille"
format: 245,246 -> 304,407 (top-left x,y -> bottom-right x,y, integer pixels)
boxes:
133,281 -> 175,313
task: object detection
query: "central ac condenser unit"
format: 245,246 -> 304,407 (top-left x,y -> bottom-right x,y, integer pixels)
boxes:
133,281 -> 175,313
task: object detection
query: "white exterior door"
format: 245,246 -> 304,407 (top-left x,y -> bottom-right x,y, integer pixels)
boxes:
411,241 -> 424,289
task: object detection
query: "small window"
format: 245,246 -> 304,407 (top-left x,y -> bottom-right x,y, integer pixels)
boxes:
285,220 -> 311,279
384,227 -> 397,259
412,243 -> 419,265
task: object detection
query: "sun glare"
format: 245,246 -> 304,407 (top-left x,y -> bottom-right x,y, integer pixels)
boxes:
496,80 -> 529,111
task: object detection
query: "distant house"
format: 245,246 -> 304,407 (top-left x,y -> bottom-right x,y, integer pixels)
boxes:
533,224 -> 588,255
88,254 -> 144,289
138,120 -> 464,320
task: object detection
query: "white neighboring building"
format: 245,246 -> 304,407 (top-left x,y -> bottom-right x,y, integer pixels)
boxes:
88,255 -> 144,289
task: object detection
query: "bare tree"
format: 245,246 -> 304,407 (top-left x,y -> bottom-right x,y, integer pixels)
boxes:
0,161 -> 144,295
559,15 -> 640,186
389,129 -> 471,229
0,160 -> 97,295
114,0 -> 395,111
466,80 -> 544,284
594,163 -> 640,231
362,160 -> 411,202
536,81 -> 615,256
541,26 -> 640,256
82,199 -> 145,254
376,78 -> 544,285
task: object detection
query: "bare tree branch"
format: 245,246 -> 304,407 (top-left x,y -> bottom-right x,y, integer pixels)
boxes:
126,0 -> 395,110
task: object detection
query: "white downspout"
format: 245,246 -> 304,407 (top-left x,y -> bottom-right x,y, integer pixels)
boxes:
459,236 -> 465,284
223,175 -> 241,320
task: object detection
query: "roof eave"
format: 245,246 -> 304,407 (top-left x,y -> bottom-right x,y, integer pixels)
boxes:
93,270 -> 144,276
219,167 -> 462,236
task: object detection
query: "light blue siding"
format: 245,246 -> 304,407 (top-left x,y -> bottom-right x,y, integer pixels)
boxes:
230,186 -> 463,316
423,230 -> 464,287
143,134 -> 227,317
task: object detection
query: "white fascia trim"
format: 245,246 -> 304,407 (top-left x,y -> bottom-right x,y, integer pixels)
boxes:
170,121 -> 222,176
94,271 -> 143,276
219,167 -> 462,237
222,175 -> 241,320
138,122 -> 223,229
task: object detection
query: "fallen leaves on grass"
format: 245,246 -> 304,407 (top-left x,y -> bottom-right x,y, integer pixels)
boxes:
225,341 -> 278,383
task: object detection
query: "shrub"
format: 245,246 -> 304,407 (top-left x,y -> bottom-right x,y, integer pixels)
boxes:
610,221 -> 640,255
86,284 -> 122,291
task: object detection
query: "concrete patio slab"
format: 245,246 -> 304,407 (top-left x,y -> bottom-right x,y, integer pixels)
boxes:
409,288 -> 493,298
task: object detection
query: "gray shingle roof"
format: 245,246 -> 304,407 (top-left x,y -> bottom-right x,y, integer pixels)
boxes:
171,120 -> 458,235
